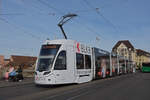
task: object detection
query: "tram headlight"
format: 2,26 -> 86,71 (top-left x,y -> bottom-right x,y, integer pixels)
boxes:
43,71 -> 51,75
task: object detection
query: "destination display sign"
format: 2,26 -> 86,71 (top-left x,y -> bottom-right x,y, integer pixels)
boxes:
42,45 -> 57,49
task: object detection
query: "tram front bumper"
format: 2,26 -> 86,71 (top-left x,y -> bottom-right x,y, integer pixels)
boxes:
34,75 -> 55,85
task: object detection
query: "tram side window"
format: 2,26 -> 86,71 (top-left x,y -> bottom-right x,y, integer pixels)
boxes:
106,57 -> 110,69
54,51 -> 66,70
85,55 -> 91,69
76,53 -> 84,69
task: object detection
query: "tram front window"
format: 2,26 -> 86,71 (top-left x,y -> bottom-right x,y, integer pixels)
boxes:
54,51 -> 66,70
37,44 -> 61,72
37,58 -> 53,72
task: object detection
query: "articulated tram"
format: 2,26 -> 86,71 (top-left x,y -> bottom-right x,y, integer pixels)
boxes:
35,39 -> 135,85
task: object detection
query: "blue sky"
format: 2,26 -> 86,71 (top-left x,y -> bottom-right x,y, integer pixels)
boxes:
0,0 -> 150,58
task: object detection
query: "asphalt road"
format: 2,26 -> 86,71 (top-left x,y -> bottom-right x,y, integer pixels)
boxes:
0,72 -> 150,100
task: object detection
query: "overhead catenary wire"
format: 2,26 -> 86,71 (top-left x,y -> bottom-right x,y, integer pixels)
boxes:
0,0 -> 63,42
0,13 -> 24,15
0,0 -> 25,16
83,0 -> 119,33
37,0 -> 65,15
0,17 -> 40,56
1,0 -> 106,42
0,0 -> 56,17
0,0 -> 58,40
17,0 -> 58,37
72,18 -> 104,40
71,8 -> 100,13
20,0 -> 56,16
36,0 -> 104,40
37,0 -> 100,40
0,17 -> 42,41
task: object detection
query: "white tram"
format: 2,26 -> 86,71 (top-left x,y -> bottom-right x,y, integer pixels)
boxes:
35,39 -> 93,85
35,39 -> 135,85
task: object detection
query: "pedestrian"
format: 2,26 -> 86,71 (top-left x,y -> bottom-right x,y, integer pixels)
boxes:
101,59 -> 106,78
5,70 -> 9,81
16,66 -> 24,82
8,66 -> 14,81
8,66 -> 14,73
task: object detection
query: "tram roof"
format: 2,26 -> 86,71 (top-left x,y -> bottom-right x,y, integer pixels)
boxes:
93,47 -> 110,54
43,39 -> 76,45
42,39 -> 92,48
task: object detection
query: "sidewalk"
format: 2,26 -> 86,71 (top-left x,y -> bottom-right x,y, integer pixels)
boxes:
0,77 -> 34,88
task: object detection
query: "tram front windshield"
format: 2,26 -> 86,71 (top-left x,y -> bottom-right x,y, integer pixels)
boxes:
37,45 -> 61,72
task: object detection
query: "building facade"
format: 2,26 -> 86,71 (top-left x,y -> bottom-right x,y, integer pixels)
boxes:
112,40 -> 136,62
0,55 -> 4,68
136,49 -> 150,68
7,55 -> 37,69
112,40 -> 150,69
4,59 -> 10,66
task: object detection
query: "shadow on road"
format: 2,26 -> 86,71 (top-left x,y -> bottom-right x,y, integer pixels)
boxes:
35,83 -> 77,88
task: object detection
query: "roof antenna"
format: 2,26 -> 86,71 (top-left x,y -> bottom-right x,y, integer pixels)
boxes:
58,13 -> 77,39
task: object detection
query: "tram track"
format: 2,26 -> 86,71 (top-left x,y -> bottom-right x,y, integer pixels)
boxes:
7,73 -> 135,100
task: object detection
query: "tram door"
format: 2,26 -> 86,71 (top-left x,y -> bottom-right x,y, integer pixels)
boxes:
54,45 -> 75,84
66,45 -> 76,83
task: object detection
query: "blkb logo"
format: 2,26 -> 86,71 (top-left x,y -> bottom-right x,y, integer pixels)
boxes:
76,43 -> 91,54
